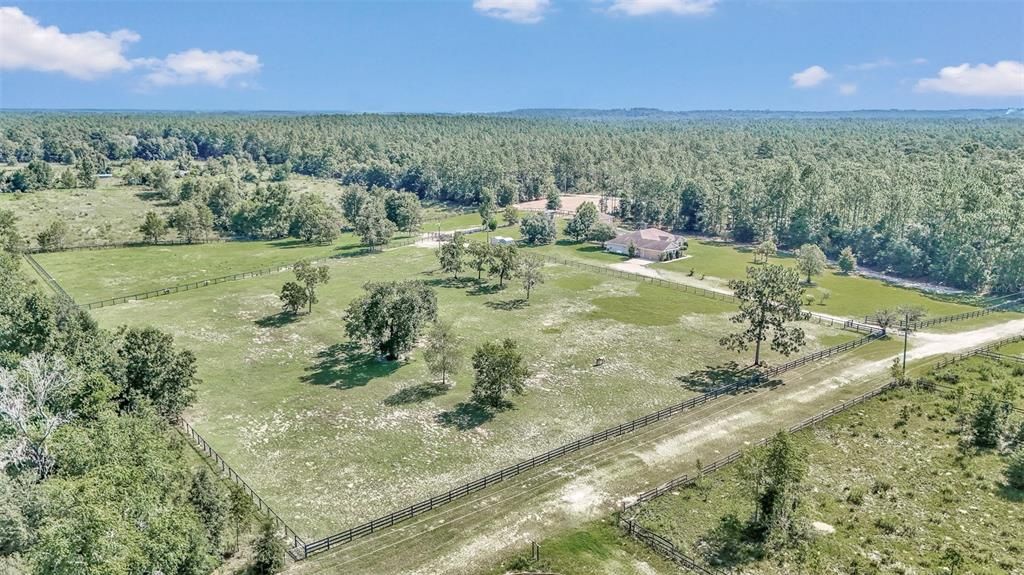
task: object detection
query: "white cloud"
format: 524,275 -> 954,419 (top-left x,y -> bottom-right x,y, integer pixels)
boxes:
608,0 -> 718,16
839,83 -> 857,95
847,58 -> 895,72
916,60 -> 1024,97
847,57 -> 928,71
790,65 -> 831,88
140,50 -> 261,87
473,0 -> 550,23
0,7 -> 261,89
0,6 -> 139,79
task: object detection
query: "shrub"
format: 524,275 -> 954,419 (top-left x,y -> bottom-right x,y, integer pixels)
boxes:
1006,449 -> 1024,490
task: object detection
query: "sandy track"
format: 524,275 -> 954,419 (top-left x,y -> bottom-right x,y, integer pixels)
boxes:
287,320 -> 1022,575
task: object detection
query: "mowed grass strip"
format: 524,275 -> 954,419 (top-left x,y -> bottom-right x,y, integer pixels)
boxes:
90,244 -> 855,537
631,370 -> 1024,574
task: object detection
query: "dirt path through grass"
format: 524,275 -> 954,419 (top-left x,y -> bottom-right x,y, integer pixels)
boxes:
286,319 -> 1022,574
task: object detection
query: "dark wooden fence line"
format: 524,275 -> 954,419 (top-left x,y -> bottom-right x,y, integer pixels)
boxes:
533,255 -> 881,337
23,253 -> 76,303
295,330 -> 885,559
862,292 -> 1023,331
619,338 -> 1024,573
25,236 -> 234,254
618,380 -> 903,573
934,333 -> 1024,369
179,420 -> 306,557
620,519 -> 723,575
759,332 -> 884,378
78,235 -> 421,310
978,350 -> 1024,365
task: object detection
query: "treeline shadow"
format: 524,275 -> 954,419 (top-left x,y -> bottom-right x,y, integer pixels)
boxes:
485,298 -> 527,311
301,342 -> 399,390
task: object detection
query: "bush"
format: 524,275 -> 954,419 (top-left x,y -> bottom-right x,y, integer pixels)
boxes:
1006,449 -> 1024,490
520,212 -> 556,245
252,520 -> 286,575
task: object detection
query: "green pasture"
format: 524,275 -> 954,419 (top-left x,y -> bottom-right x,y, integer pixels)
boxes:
657,240 -> 1003,320
82,242 -> 854,537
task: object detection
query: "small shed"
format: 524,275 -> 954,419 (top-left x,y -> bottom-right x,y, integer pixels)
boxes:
490,236 -> 516,246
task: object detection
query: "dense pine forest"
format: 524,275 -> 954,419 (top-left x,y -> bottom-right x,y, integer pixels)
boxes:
1,113 -> 1022,293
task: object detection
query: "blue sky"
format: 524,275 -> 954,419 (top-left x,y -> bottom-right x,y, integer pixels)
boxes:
1,0 -> 1022,111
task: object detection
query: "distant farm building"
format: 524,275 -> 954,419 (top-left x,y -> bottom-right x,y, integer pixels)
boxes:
605,228 -> 684,261
490,236 -> 516,246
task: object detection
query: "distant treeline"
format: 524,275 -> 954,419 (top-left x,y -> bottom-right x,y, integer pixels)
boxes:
0,113 -> 1021,293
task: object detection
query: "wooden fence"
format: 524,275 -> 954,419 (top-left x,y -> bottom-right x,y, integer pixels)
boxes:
862,292 -> 1023,331
620,335 -> 1024,573
535,255 -> 881,337
179,420 -> 307,557
759,332 -> 884,379
934,333 -> 1024,369
618,380 -> 902,573
25,236 -> 232,254
23,253 -> 75,303
295,330 -> 884,558
78,235 -> 421,310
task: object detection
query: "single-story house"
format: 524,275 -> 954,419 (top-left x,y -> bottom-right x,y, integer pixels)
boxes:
605,228 -> 685,261
490,236 -> 516,246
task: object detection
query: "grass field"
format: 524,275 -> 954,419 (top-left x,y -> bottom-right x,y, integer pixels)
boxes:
73,241 -> 856,538
629,360 -> 1024,574
996,339 -> 1024,356
656,239 -> 1005,320
32,232 -> 414,303
0,180 -> 179,245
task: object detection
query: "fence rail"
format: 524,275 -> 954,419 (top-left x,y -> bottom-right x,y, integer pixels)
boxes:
620,519 -> 722,575
862,292 -> 1023,331
78,235 -> 421,310
298,328 -> 884,558
179,420 -> 306,556
620,338 -> 1023,573
536,255 -> 881,337
760,332 -> 884,378
23,253 -> 76,303
934,333 -> 1024,369
25,236 -> 233,254
619,381 -> 901,573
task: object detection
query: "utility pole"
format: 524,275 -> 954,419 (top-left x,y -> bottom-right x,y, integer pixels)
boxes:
901,312 -> 910,379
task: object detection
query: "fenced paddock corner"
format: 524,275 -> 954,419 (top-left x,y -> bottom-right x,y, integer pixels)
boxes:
180,420 -> 307,558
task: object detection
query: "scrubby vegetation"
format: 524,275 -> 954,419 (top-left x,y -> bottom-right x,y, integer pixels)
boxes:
629,358 -> 1024,574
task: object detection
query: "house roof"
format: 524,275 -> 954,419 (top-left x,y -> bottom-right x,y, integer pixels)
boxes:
607,228 -> 681,252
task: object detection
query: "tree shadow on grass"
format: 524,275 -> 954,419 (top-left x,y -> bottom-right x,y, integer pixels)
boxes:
467,282 -> 504,296
301,342 -> 400,390
435,401 -> 496,431
254,312 -> 300,328
485,298 -> 528,311
696,514 -> 765,569
383,381 -> 450,406
134,191 -> 176,207
677,362 -> 783,395
421,276 -> 478,290
677,362 -> 750,393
